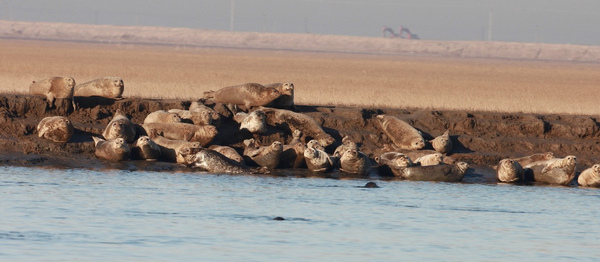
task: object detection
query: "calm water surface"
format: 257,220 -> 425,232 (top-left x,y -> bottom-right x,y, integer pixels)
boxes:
1,166 -> 599,261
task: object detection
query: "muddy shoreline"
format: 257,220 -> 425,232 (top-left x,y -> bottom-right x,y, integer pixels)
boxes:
1,94 -> 599,185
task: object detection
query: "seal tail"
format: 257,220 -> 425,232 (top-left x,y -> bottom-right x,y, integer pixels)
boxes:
202,90 -> 215,100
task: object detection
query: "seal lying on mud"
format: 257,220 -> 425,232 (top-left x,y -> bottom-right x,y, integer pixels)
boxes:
102,109 -> 136,143
392,162 -> 470,182
261,107 -> 335,147
304,147 -> 334,173
376,114 -> 425,150
279,141 -> 306,169
208,145 -> 245,165
143,122 -> 217,146
144,110 -> 182,124
168,109 -> 213,126
234,109 -> 267,134
496,159 -> 525,183
375,152 -> 414,177
202,83 -> 281,110
578,164 -> 600,187
92,137 -> 130,162
37,116 -> 74,143
243,139 -> 283,169
188,101 -> 221,127
29,76 -> 76,108
264,82 -> 295,110
148,129 -> 202,163
524,155 -> 577,186
131,136 -> 161,161
511,152 -> 554,167
181,148 -> 267,174
74,77 -> 124,99
431,130 -> 452,154
339,148 -> 371,176
414,153 -> 444,166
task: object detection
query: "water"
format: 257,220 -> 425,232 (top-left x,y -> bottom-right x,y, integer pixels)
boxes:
1,166 -> 599,261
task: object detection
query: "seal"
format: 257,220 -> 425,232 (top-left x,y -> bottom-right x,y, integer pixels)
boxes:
148,128 -> 202,163
261,107 -> 335,147
392,162 -> 469,182
37,116 -> 74,143
264,82 -> 295,110
181,148 -> 267,174
333,136 -> 358,159
339,148 -> 371,176
143,110 -> 182,124
243,139 -> 283,169
102,109 -> 136,143
235,109 -> 267,134
143,122 -> 218,146
279,141 -> 306,169
375,151 -> 414,177
496,159 -> 525,183
578,164 -> 600,187
306,139 -> 325,151
511,152 -> 554,167
131,135 -> 161,161
92,136 -> 130,162
29,76 -> 76,108
73,77 -> 124,99
431,130 -> 452,154
202,83 -> 281,110
524,155 -> 577,186
304,147 -> 334,173
208,145 -> 245,165
414,153 -> 444,166
188,101 -> 221,127
376,114 -> 425,150
168,109 -> 213,126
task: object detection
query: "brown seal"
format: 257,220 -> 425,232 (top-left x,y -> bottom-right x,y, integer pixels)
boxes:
208,145 -> 245,165
264,82 -> 295,110
29,76 -> 76,107
143,110 -> 182,124
375,151 -> 414,177
524,155 -> 577,186
102,109 -> 136,143
37,116 -> 74,143
511,152 -> 554,167
414,153 -> 444,166
306,140 -> 325,151
188,102 -> 221,127
243,139 -> 283,169
73,77 -> 124,99
304,147 -> 334,173
376,114 -> 425,150
279,142 -> 306,169
181,148 -> 267,174
131,136 -> 161,161
578,164 -> 600,187
169,109 -> 213,126
202,83 -> 281,110
143,122 -> 217,146
148,129 -> 202,163
339,149 -> 371,176
261,107 -> 335,147
431,130 -> 452,154
496,159 -> 525,183
92,136 -> 130,162
392,162 -> 469,182
235,109 -> 267,134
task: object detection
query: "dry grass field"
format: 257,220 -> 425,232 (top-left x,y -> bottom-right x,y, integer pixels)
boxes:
2,39 -> 600,115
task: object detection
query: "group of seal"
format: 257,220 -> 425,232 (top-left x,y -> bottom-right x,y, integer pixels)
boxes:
33,79 -> 600,187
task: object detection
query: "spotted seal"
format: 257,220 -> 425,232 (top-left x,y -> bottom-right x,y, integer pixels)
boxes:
376,114 -> 425,150
181,148 -> 267,174
496,159 -> 525,183
234,109 -> 267,134
208,145 -> 245,165
339,148 -> 371,176
143,122 -> 217,146
102,109 -> 136,143
264,82 -> 295,110
243,139 -> 283,169
168,109 -> 213,126
37,116 -> 74,143
143,110 -> 182,124
375,151 -> 414,177
29,76 -> 76,108
131,136 -> 161,161
304,147 -> 334,173
261,107 -> 335,147
202,83 -> 281,110
431,130 -> 452,154
414,153 -> 444,166
148,128 -> 202,163
578,164 -> 600,187
73,77 -> 124,99
92,136 -> 130,162
524,155 -> 577,186
392,162 -> 469,182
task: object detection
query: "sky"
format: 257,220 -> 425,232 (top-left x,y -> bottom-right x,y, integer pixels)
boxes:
2,0 -> 600,46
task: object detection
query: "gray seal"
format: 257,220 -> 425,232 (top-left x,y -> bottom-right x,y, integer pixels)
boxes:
524,155 -> 577,186
181,148 -> 267,174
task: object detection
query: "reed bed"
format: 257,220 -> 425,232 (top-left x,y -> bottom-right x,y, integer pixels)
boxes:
2,39 -> 600,115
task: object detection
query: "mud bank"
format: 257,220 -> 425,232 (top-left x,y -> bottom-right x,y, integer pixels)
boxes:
1,94 -> 600,184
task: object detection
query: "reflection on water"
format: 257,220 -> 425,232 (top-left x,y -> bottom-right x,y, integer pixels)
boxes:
1,166 -> 599,261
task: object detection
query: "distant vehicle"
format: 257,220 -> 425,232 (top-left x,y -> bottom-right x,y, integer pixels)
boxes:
382,26 -> 419,39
